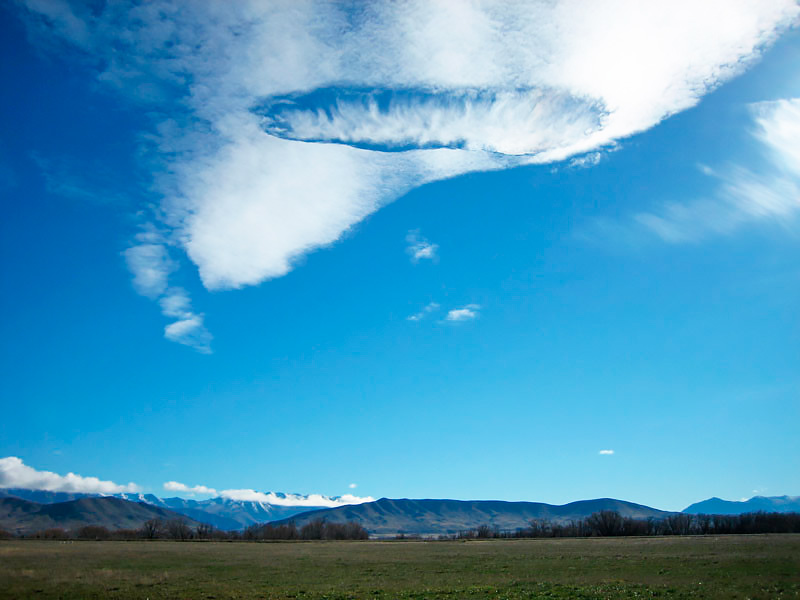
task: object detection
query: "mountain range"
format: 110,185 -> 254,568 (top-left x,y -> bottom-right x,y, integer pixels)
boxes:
1,488 -> 797,536
0,496 -> 203,536
0,488 -> 333,530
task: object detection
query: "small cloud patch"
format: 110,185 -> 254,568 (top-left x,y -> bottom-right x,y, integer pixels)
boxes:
406,230 -> 438,263
163,481 -> 218,495
445,304 -> 481,322
408,302 -> 440,321
599,449 -> 615,455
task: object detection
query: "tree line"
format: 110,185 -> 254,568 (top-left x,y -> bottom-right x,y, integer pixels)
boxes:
1,517 -> 369,541
448,510 -> 800,539
243,519 -> 369,540
4,511 -> 798,541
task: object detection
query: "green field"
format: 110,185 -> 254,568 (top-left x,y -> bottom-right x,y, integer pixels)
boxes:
1,535 -> 798,599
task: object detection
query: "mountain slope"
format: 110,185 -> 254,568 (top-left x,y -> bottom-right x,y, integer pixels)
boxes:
683,495 -> 800,515
272,497 -> 674,536
0,496 -> 204,535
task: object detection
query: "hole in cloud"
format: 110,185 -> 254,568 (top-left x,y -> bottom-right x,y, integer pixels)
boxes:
18,0 -> 799,348
253,86 -> 607,156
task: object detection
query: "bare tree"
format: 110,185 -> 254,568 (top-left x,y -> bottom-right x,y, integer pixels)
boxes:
141,518 -> 163,539
476,524 -> 493,538
300,519 -> 326,540
166,518 -> 192,540
195,523 -> 214,539
586,511 -> 625,536
663,514 -> 693,536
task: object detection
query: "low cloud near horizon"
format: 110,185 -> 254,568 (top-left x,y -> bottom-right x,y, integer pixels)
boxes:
217,489 -> 375,507
163,481 -> 374,507
15,0 -> 800,349
163,481 -> 218,495
0,456 -> 140,494
0,459 -> 374,506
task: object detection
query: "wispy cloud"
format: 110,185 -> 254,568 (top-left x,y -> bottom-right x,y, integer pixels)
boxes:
124,227 -> 212,353
599,449 -> 615,455
0,456 -> 140,494
124,242 -> 175,300
406,230 -> 439,263
569,151 -> 605,169
163,481 -> 217,495
408,302 -> 440,322
160,288 -> 212,354
16,0 -> 799,346
444,304 -> 481,322
634,98 -> 800,242
348,483 -> 358,489
31,153 -> 130,206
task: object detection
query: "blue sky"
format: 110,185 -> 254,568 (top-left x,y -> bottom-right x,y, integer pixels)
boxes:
1,1 -> 799,512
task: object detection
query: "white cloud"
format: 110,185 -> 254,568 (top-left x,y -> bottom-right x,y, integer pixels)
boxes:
349,483 -> 357,489
163,481 -> 217,495
16,0 -> 799,344
218,489 -> 374,508
635,98 -> 800,242
406,230 -> 439,263
444,304 -> 481,322
0,456 -> 140,494
599,449 -> 615,455
408,302 -> 440,322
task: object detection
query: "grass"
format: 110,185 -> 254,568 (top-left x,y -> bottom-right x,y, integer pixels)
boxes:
1,534 -> 799,599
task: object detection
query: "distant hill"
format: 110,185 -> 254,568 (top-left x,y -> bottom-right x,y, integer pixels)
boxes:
0,496 -> 204,536
271,497 -> 675,536
683,496 -> 800,515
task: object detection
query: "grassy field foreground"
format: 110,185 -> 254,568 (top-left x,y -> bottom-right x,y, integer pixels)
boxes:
1,534 -> 799,599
